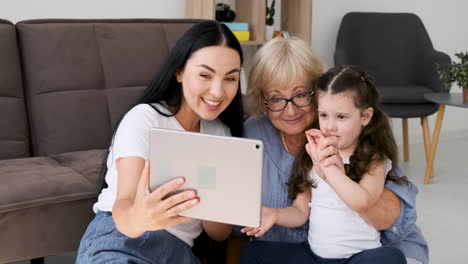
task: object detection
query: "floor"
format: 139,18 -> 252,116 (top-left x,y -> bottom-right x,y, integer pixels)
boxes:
11,130 -> 468,264
400,130 -> 468,264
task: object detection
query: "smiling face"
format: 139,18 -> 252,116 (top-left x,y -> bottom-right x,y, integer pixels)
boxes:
176,45 -> 241,125
264,80 -> 315,136
317,91 -> 373,156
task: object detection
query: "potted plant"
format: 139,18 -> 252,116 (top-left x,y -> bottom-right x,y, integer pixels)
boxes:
265,0 -> 275,41
437,52 -> 468,102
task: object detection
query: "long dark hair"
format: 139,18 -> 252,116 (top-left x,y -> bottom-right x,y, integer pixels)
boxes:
289,66 -> 407,200
136,21 -> 244,137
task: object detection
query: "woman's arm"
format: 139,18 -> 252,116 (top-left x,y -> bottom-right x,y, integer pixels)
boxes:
112,157 -> 199,238
364,177 -> 421,234
241,190 -> 311,237
360,188 -> 400,230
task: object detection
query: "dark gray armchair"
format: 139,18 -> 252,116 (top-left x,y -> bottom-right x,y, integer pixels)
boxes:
334,12 -> 451,164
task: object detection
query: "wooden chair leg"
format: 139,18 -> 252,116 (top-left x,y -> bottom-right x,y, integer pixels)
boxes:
421,116 -> 433,177
425,104 -> 446,184
402,118 -> 409,161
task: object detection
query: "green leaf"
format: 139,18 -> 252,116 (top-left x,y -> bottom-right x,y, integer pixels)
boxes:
437,51 -> 468,90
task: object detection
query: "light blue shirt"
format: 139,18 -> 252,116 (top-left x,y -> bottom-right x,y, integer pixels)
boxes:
241,115 -> 428,264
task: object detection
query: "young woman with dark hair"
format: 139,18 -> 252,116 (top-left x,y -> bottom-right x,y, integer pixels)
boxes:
76,21 -> 244,263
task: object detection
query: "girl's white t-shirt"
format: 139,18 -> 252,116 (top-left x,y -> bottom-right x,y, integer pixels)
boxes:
93,103 -> 231,247
308,158 -> 392,259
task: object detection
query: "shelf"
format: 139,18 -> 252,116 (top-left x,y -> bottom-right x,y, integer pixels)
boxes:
185,0 -> 312,45
239,40 -> 265,46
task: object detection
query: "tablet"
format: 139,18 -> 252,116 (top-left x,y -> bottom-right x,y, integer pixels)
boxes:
149,128 -> 263,227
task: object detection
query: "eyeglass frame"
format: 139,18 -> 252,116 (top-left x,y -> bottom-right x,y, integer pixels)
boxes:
263,90 -> 314,112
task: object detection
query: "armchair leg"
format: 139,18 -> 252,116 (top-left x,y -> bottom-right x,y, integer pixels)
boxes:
31,257 -> 44,264
402,118 -> 409,161
425,104 -> 446,184
421,116 -> 433,178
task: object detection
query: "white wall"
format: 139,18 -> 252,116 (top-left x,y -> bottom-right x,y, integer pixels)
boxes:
0,0 -> 186,22
311,0 -> 468,144
1,0 -> 467,143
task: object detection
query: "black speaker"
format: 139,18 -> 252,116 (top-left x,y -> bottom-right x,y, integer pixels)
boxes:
215,3 -> 236,22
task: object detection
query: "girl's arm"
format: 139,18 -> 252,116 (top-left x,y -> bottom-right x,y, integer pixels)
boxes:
307,130 -> 400,230
202,221 -> 232,241
305,129 -> 386,214
241,190 -> 311,237
275,190 -> 311,227
112,157 -> 199,238
321,162 -> 386,214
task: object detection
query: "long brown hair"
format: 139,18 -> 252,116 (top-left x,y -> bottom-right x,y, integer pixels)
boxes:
288,66 -> 407,200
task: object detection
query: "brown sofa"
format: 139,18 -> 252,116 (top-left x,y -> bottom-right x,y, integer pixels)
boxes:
0,18 -> 211,263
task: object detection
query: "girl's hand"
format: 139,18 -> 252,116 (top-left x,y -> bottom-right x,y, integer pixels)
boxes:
305,130 -> 343,180
313,131 -> 344,174
305,129 -> 338,161
305,129 -> 327,180
241,206 -> 277,237
315,133 -> 339,162
129,160 -> 200,236
320,150 -> 345,174
304,129 -> 322,160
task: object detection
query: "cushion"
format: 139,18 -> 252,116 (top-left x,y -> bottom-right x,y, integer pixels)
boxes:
0,19 -> 30,159
0,149 -> 107,213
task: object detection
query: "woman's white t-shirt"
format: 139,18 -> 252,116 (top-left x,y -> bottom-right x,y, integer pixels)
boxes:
93,103 -> 231,247
308,158 -> 392,258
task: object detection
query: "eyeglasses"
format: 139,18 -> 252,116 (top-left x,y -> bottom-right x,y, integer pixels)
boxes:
263,91 -> 314,112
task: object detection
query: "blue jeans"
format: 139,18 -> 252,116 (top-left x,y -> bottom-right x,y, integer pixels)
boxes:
76,211 -> 200,264
240,240 -> 406,264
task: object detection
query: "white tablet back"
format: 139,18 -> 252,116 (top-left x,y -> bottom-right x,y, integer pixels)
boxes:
149,128 -> 263,227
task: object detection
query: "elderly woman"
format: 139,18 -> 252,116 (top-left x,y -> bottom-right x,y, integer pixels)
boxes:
239,37 -> 428,264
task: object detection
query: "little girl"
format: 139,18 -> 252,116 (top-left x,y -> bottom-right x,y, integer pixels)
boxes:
241,66 -> 408,264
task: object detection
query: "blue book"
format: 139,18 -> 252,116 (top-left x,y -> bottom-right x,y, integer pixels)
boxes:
222,22 -> 249,31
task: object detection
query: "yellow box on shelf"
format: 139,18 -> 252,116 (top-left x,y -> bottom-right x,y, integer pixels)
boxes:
232,31 -> 250,42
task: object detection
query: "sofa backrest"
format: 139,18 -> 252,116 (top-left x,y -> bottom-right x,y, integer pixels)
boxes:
16,19 -> 202,156
0,19 -> 30,159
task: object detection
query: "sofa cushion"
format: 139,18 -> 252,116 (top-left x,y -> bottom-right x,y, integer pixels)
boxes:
16,19 -> 201,156
0,19 -> 30,159
0,149 -> 107,213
